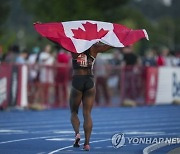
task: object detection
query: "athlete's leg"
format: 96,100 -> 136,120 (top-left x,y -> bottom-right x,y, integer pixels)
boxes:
69,87 -> 82,135
82,87 -> 96,145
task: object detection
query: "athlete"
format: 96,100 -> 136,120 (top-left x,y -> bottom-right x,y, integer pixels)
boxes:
70,42 -> 112,151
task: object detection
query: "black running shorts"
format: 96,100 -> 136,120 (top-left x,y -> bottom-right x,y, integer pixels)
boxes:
72,75 -> 94,92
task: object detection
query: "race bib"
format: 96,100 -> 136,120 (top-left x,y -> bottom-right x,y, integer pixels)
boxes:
77,54 -> 88,67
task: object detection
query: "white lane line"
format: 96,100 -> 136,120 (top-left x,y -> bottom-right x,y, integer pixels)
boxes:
66,150 -> 73,152
48,139 -> 111,154
45,138 -> 84,141
0,129 -> 28,133
107,145 -> 113,148
48,132 -> 179,154
94,147 -> 102,149
0,135 -> 61,144
143,142 -> 175,154
53,130 -> 82,134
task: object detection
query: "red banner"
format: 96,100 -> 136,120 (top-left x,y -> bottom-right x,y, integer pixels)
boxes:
145,67 -> 158,105
0,64 -> 12,109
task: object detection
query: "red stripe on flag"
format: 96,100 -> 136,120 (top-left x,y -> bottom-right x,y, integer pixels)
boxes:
34,23 -> 77,53
113,23 -> 146,46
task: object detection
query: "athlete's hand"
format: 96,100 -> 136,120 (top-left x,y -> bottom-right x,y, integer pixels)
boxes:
33,21 -> 41,25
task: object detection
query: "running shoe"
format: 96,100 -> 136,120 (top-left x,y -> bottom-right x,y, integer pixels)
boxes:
83,144 -> 90,151
73,133 -> 80,147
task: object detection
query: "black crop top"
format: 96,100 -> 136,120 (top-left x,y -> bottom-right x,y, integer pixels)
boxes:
72,50 -> 95,69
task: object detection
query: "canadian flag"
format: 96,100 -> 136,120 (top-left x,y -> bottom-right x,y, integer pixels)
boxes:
34,20 -> 149,53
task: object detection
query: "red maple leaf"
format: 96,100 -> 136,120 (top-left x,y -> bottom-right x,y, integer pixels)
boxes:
71,22 -> 109,40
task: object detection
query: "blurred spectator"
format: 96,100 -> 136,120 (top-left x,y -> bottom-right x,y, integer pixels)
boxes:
28,46 -> 40,64
161,47 -> 179,67
122,45 -> 138,66
167,51 -> 180,67
39,44 -> 54,83
156,46 -> 168,66
121,46 -> 142,105
27,46 -> 41,104
54,48 -> 71,107
109,49 -> 122,67
142,49 -> 156,66
156,46 -> 179,67
95,54 -> 110,106
175,51 -> 180,66
108,49 -> 122,95
38,44 -> 55,105
4,45 -> 20,63
15,49 -> 28,64
28,46 -> 41,81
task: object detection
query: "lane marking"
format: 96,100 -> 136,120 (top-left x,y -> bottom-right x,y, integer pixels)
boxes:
2,120 -> 180,131
0,129 -> 28,133
48,139 -> 111,154
94,147 -> 102,149
143,142 -> 180,154
0,135 -> 62,144
125,131 -> 165,135
168,147 -> 180,154
46,138 -> 84,141
53,130 -> 84,134
143,142 -> 170,154
1,115 -> 179,126
48,133 -> 176,154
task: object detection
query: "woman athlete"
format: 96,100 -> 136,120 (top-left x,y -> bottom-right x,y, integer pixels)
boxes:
70,42 -> 112,151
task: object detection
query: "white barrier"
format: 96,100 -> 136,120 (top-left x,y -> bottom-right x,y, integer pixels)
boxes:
155,67 -> 180,104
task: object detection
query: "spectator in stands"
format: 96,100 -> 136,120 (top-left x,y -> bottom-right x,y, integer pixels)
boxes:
15,49 -> 28,64
108,49 -> 122,95
28,46 -> 41,81
27,46 -> 41,105
156,46 -> 168,66
109,49 -> 122,67
161,46 -> 179,67
121,45 -> 141,105
4,45 -> 20,63
122,45 -> 138,66
38,44 -> 54,106
95,54 -> 110,106
55,47 -> 71,107
142,49 -> 156,66
156,46 -> 179,67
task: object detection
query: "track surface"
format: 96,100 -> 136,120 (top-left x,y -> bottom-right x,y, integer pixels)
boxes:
0,105 -> 180,154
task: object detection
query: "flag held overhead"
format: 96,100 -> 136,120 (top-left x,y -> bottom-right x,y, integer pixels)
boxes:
34,20 -> 149,53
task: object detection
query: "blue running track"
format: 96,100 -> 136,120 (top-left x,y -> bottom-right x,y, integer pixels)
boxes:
0,105 -> 180,154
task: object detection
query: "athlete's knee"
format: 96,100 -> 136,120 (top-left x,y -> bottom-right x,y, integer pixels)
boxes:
70,102 -> 79,114
71,109 -> 78,115
83,111 -> 91,119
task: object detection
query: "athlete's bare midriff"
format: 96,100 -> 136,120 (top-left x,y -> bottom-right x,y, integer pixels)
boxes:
73,68 -> 93,76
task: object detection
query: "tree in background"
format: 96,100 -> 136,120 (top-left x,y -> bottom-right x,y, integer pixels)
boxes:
0,0 -> 10,40
21,0 -> 130,22
131,0 -> 180,51
21,0 -> 150,52
1,0 -> 179,53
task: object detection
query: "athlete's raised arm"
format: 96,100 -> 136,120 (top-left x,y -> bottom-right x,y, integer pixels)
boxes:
91,42 -> 113,54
